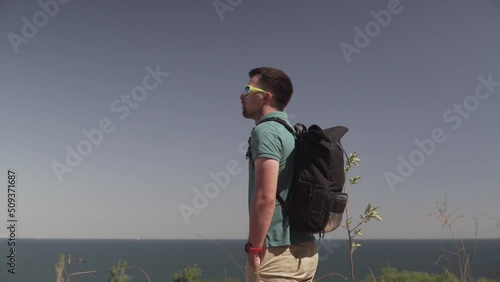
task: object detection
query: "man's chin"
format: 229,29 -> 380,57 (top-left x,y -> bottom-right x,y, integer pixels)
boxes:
242,110 -> 251,119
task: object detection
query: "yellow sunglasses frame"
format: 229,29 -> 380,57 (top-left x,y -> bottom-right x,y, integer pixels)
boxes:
243,85 -> 273,96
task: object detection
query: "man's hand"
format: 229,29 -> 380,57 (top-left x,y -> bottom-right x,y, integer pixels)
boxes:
247,253 -> 262,271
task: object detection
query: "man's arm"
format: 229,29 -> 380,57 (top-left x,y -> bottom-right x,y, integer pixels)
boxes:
248,157 -> 280,248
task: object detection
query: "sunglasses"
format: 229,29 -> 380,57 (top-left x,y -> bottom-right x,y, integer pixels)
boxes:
242,85 -> 272,96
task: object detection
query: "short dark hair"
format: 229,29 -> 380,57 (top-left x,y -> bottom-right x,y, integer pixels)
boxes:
248,67 -> 293,110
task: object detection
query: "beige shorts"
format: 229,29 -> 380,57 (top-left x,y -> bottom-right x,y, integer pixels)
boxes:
245,241 -> 318,282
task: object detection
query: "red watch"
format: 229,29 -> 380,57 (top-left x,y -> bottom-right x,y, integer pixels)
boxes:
244,242 -> 262,254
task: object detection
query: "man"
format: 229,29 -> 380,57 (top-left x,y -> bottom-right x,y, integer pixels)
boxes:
241,67 -> 318,281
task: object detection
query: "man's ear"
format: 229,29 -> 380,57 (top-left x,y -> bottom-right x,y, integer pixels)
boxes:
265,92 -> 273,102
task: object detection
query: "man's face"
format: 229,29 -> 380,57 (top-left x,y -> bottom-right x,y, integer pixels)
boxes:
240,75 -> 267,119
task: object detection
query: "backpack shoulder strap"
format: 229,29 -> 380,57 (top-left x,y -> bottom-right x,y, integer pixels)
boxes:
257,117 -> 295,136
247,117 -> 294,161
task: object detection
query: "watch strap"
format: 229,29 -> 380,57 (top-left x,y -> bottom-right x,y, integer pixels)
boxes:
245,242 -> 262,254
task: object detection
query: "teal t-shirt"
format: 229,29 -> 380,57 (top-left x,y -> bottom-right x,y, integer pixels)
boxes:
248,111 -> 316,247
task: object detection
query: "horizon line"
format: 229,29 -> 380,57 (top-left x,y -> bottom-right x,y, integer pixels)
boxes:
1,237 -> 498,241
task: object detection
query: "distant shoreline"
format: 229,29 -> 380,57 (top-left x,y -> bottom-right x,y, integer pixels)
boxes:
2,237 -> 498,241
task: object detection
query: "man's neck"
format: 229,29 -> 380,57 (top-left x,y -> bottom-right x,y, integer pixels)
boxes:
254,107 -> 279,125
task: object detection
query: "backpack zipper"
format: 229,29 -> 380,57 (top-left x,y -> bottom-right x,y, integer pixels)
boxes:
304,188 -> 313,224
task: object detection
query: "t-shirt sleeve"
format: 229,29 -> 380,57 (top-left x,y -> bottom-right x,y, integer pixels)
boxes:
250,124 -> 282,161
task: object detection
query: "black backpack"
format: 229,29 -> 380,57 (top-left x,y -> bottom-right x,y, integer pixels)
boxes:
247,117 -> 349,237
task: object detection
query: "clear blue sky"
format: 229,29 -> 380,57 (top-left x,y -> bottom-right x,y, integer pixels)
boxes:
0,0 -> 499,240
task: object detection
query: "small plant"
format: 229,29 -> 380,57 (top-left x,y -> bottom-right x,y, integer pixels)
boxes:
362,266 -> 497,282
53,253 -> 96,282
127,264 -> 152,282
54,254 -> 64,282
203,279 -> 240,282
362,266 -> 458,282
343,152 -> 382,282
109,260 -> 130,282
172,264 -> 202,282
172,264 -> 241,282
428,187 -> 499,282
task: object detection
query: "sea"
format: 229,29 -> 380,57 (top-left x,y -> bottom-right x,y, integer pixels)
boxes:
0,239 -> 498,282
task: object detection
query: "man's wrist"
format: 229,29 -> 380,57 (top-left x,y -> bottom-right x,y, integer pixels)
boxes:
244,242 -> 262,254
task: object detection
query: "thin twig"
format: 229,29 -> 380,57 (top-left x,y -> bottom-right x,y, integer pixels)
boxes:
366,265 -> 377,282
127,265 -> 152,282
203,236 -> 246,278
313,271 -> 349,281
